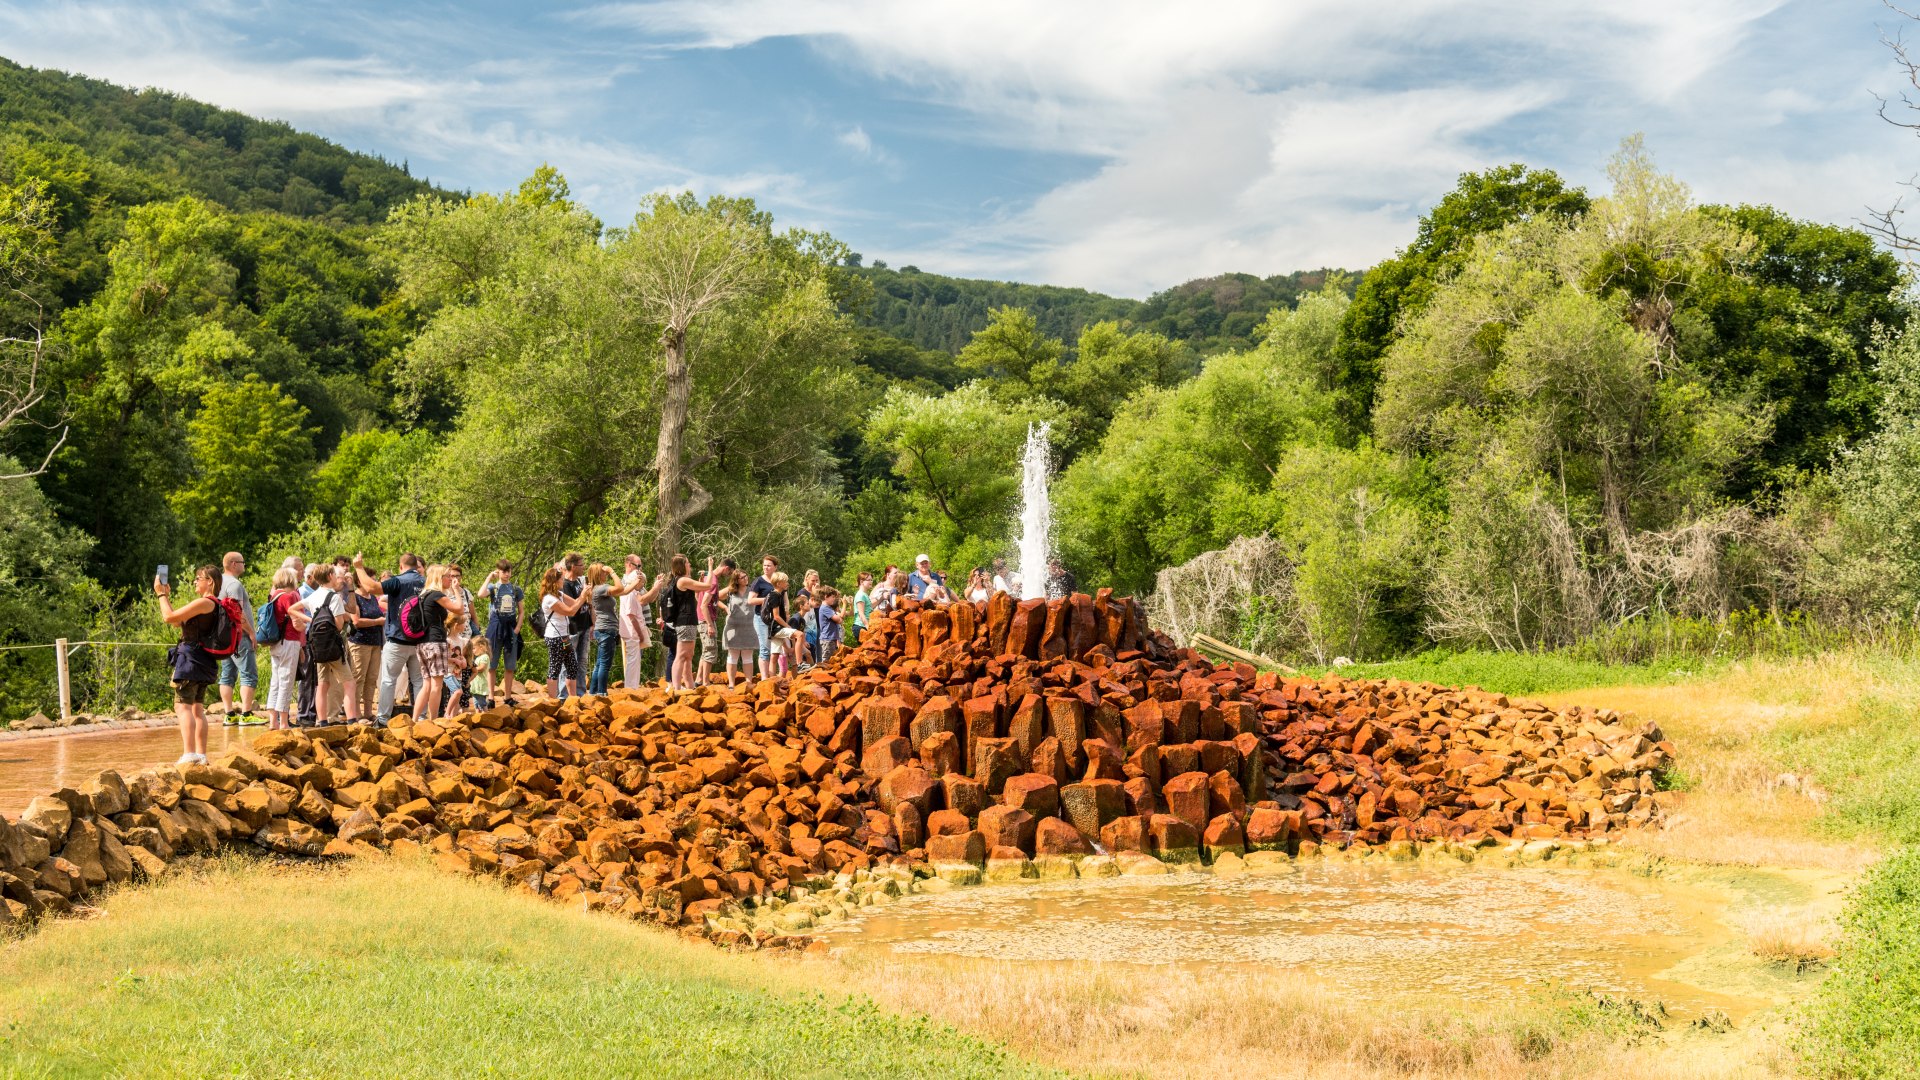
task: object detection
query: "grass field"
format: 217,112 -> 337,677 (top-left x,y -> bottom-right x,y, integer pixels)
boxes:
0,856 -> 1049,1080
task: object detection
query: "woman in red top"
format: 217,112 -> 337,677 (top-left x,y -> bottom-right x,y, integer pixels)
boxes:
263,567 -> 306,729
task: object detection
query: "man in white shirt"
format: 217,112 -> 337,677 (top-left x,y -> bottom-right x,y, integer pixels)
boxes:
619,553 -> 652,690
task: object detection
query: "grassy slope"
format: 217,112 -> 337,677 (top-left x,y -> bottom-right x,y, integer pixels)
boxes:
0,858 -> 1050,1080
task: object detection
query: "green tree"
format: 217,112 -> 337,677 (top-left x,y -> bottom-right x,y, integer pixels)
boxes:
1684,204 -> 1907,493
956,305 -> 1062,384
170,374 -> 317,552
1333,163 -> 1590,438
1377,140 -> 1763,646
51,196 -> 252,578
1031,320 -> 1187,459
612,191 -> 852,566
1054,341 -> 1336,594
865,380 -> 1060,540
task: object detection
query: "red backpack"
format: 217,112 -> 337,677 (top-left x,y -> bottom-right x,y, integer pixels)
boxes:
201,597 -> 245,658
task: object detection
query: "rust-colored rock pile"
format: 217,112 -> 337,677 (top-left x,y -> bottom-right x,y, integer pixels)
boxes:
0,589 -> 1670,938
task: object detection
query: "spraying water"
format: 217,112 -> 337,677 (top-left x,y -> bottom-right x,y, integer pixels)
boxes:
1016,422 -> 1052,601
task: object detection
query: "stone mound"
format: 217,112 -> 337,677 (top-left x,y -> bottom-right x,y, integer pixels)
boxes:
0,589 -> 1670,939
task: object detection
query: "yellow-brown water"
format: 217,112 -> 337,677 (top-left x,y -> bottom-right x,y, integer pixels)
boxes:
823,861 -> 1828,1022
0,725 -> 263,815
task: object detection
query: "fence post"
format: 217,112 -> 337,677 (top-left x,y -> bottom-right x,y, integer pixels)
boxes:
54,637 -> 72,724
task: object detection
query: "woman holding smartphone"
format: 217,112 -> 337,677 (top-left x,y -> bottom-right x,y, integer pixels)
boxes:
156,564 -> 221,766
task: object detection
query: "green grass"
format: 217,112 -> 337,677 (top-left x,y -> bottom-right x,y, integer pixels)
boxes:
1765,656 -> 1920,846
1312,647 -> 1702,697
1800,845 -> 1920,1078
0,856 -> 1055,1079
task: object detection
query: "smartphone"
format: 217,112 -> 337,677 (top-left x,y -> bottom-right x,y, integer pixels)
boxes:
156,564 -> 170,585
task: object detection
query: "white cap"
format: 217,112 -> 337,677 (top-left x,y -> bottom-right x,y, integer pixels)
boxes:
915,554 -> 932,565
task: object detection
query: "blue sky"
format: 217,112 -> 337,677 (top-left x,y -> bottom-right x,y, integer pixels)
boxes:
0,1 -> 1912,296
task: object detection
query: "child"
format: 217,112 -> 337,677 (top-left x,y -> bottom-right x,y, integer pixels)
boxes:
720,570 -> 758,689
443,606 -> 469,715
815,587 -> 844,666
469,639 -> 494,710
774,582 -> 805,676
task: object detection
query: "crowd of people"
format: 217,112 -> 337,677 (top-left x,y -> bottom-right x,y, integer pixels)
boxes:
154,547 -> 1078,766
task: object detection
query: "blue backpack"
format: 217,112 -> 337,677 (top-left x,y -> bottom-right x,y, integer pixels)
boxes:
255,595 -> 284,645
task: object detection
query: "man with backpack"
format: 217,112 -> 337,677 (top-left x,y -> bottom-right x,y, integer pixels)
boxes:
352,552 -> 426,723
292,564 -> 357,725
215,551 -> 263,726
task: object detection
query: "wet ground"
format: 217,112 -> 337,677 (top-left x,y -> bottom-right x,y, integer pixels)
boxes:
821,860 -> 1829,1022
0,724 -> 262,814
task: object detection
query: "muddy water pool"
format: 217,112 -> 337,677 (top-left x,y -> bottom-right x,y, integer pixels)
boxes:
821,860 -> 1829,1022
0,725 -> 263,815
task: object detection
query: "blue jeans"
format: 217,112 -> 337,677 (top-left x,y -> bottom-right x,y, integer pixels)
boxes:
219,636 -> 258,688
589,629 -> 618,694
487,620 -> 520,674
755,617 -> 770,661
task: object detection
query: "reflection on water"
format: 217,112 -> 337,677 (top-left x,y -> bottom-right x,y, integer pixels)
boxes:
0,725 -> 263,815
823,862 -> 1788,1021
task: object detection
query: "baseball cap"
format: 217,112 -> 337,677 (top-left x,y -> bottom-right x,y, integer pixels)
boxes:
915,553 -> 931,564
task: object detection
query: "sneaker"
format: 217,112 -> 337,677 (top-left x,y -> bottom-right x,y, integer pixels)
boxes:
236,712 -> 265,727
193,752 -> 209,765
222,712 -> 242,726
175,753 -> 197,766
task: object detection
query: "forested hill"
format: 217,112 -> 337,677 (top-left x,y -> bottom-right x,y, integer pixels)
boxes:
0,57 -> 451,225
854,265 -> 1353,356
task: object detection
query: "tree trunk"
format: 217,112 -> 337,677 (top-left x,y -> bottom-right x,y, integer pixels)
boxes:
653,326 -> 692,570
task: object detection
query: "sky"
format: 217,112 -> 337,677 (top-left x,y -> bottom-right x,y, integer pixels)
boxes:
0,0 -> 1913,297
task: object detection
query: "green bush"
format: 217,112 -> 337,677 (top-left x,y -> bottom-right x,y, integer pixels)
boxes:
1801,846 -> 1920,1077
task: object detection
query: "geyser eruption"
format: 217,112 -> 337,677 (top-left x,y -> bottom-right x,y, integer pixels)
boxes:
1017,422 -> 1052,601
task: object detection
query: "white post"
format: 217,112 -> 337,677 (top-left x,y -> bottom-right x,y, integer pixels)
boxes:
54,637 -> 72,724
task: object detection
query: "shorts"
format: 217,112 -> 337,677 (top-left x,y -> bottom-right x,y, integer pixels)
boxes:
419,641 -> 451,679
173,680 -> 210,705
673,624 -> 698,644
218,636 -> 258,688
775,627 -> 800,644
699,623 -> 719,666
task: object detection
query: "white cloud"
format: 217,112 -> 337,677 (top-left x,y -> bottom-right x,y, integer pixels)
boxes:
837,125 -> 873,155
587,0 -> 1867,295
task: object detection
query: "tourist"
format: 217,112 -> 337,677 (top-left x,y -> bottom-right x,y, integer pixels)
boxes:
991,558 -> 1013,595
1046,558 -> 1077,600
587,562 -> 639,695
762,569 -> 791,676
750,555 -> 779,679
537,567 -> 590,699
480,561 -> 524,701
468,638 -> 493,710
922,577 -> 954,605
262,566 -> 305,730
871,569 -> 901,614
156,564 -> 223,765
444,565 -> 475,711
291,564 -> 355,726
215,551 -> 260,726
799,573 -> 822,665
851,570 -> 873,646
662,554 -> 707,692
719,570 -> 759,688
966,567 -> 991,603
293,561 -> 326,726
696,557 -> 734,687
617,554 -> 652,691
772,575 -> 803,674
907,554 -> 945,599
353,552 -> 425,723
561,553 -> 590,698
815,587 -> 844,666
346,571 -> 385,721
413,564 -> 466,720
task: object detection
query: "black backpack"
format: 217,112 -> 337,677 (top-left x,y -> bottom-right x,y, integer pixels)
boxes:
307,598 -> 345,663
